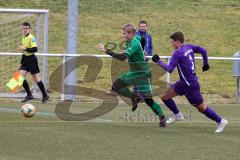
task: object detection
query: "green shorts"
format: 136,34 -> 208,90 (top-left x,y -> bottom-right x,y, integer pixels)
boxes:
119,71 -> 153,98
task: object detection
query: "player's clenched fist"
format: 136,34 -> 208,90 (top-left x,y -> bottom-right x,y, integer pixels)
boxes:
152,54 -> 160,63
98,43 -> 107,52
202,64 -> 210,72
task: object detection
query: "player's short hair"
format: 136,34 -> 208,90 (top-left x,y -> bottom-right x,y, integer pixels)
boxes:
170,31 -> 184,43
22,22 -> 31,28
139,20 -> 147,26
122,23 -> 136,34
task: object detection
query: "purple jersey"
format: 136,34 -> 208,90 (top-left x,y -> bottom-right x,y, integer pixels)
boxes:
158,44 -> 208,86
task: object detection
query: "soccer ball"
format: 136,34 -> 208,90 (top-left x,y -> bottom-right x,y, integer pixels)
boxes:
21,103 -> 36,118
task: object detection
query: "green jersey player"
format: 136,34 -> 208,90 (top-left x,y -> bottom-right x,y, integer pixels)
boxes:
99,23 -> 166,127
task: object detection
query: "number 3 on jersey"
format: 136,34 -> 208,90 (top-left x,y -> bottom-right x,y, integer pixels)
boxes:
188,55 -> 195,73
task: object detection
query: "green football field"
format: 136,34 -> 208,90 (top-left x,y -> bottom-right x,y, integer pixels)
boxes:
0,100 -> 239,160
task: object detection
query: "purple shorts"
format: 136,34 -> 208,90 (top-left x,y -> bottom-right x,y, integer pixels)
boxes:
171,80 -> 203,106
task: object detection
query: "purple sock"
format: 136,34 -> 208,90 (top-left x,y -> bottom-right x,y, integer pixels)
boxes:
203,107 -> 222,123
163,99 -> 179,114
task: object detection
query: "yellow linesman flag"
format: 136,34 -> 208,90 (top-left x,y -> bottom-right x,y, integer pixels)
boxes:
6,71 -> 24,92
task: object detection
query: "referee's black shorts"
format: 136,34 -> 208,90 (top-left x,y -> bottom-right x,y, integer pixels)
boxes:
19,54 -> 40,75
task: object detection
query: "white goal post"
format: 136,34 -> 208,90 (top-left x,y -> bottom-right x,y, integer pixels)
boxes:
0,8 -> 48,98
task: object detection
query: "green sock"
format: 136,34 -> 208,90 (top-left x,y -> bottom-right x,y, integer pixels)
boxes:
151,102 -> 164,117
116,87 -> 132,98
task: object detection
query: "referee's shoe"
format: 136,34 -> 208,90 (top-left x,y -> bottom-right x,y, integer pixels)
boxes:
42,95 -> 49,103
21,95 -> 34,102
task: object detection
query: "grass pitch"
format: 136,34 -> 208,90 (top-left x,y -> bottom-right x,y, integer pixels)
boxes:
0,1 -> 240,159
0,101 -> 239,160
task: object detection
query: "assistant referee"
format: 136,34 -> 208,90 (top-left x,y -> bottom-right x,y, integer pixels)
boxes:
18,22 -> 49,103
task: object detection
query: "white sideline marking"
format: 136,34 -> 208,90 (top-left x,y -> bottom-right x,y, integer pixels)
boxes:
0,107 -> 56,117
0,107 -> 111,122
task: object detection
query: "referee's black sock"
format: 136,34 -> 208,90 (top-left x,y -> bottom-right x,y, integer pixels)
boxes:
23,80 -> 32,96
37,81 -> 47,97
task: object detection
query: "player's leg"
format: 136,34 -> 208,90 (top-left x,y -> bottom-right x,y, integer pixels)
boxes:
186,83 -> 228,133
112,78 -> 141,110
194,102 -> 228,133
161,81 -> 185,124
19,63 -> 33,102
140,81 -> 163,115
30,56 -> 49,103
137,78 -> 167,127
145,98 -> 167,127
132,77 -> 152,111
112,78 -> 132,98
32,73 -> 49,103
161,87 -> 178,113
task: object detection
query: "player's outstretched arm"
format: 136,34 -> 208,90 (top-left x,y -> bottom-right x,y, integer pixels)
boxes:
98,43 -> 127,61
152,54 -> 177,73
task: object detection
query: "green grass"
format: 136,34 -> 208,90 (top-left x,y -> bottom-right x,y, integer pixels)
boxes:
1,0 -> 239,55
0,1 -> 239,159
0,0 -> 239,96
0,101 -> 239,160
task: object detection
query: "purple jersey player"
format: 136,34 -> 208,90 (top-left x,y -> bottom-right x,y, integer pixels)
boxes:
152,31 -> 228,133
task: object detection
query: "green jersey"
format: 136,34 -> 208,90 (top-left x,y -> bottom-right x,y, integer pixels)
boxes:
125,36 -> 150,72
117,36 -> 153,98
